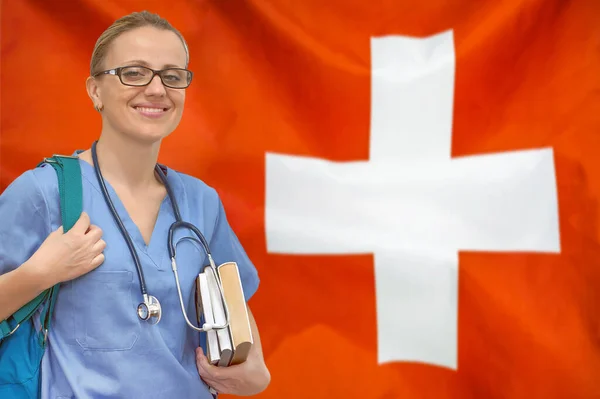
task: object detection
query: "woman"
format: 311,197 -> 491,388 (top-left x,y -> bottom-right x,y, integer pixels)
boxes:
0,10 -> 270,398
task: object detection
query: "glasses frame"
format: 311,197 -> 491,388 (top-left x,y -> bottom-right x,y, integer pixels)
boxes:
93,66 -> 193,89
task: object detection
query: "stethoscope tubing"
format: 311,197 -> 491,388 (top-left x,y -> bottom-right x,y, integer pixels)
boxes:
171,236 -> 230,332
91,141 -> 150,296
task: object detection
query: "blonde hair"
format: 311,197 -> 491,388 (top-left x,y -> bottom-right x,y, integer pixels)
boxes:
90,10 -> 189,76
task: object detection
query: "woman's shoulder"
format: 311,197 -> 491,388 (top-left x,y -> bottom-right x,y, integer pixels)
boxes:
1,163 -> 59,208
165,167 -> 230,223
167,167 -> 220,201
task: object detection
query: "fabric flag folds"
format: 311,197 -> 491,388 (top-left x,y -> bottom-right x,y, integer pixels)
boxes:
1,0 -> 599,398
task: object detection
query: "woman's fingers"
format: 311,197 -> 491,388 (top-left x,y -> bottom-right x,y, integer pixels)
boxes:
90,253 -> 105,268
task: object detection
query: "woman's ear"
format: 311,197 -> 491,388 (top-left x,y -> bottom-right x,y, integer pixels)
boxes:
86,76 -> 103,112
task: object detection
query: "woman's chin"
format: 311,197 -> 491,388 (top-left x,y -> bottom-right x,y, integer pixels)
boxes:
123,127 -> 173,144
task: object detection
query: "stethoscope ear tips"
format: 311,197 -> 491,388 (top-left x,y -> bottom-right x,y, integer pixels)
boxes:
137,295 -> 162,325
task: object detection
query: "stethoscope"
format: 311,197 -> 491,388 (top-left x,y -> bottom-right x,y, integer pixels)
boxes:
90,141 -> 229,333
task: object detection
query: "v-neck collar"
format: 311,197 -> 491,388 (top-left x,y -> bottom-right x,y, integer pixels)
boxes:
73,150 -> 179,271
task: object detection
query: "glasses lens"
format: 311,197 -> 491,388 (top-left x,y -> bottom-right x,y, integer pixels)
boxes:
160,69 -> 191,88
120,66 -> 153,86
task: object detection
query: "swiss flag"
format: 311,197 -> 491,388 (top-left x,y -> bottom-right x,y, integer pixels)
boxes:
2,1 -> 599,398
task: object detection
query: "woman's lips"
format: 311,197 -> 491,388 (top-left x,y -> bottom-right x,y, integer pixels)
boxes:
133,106 -> 169,118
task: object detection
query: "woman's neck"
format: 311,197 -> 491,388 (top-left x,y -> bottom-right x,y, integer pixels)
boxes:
83,133 -> 162,193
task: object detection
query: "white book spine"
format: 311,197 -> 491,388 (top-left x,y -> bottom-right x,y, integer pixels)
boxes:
206,268 -> 234,366
198,272 -> 220,365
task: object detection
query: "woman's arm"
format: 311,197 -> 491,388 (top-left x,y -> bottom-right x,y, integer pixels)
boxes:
0,259 -> 50,322
247,307 -> 269,370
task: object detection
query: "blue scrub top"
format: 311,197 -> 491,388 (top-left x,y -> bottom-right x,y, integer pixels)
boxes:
0,155 -> 260,399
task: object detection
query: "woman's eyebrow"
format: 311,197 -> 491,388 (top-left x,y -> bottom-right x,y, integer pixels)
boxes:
122,60 -> 183,69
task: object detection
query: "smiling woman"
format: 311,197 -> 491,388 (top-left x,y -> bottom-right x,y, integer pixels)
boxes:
85,20 -> 189,147
0,10 -> 270,399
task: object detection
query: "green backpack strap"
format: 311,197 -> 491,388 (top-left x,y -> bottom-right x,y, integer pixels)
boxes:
42,155 -> 83,232
0,155 -> 82,339
38,155 -> 83,335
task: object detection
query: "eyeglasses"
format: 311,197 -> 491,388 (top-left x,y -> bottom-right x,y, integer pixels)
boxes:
93,66 -> 193,89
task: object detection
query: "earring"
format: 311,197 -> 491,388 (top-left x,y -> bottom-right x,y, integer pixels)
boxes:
95,104 -> 104,112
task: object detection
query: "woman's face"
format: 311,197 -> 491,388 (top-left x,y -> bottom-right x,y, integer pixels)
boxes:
88,26 -> 188,144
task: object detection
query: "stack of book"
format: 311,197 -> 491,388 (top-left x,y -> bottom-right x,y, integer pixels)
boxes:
195,261 -> 253,366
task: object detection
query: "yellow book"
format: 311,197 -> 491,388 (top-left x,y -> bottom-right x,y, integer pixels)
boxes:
217,262 -> 253,365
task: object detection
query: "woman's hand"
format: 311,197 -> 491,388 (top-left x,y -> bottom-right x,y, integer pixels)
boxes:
26,211 -> 106,287
196,307 -> 271,396
196,346 -> 270,396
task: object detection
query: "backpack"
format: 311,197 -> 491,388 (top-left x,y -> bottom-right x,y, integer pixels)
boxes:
0,155 -> 82,398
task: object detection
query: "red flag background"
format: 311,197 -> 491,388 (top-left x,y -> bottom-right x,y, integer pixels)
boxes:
2,0 -> 600,398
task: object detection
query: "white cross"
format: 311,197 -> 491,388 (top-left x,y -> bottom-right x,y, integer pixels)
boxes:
264,30 -> 560,370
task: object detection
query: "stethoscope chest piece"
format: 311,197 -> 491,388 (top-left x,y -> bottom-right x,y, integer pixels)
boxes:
137,294 -> 162,325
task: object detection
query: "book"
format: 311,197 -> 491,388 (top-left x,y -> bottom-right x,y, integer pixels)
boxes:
217,262 -> 253,365
195,272 -> 220,365
205,267 -> 234,366
195,262 -> 254,366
